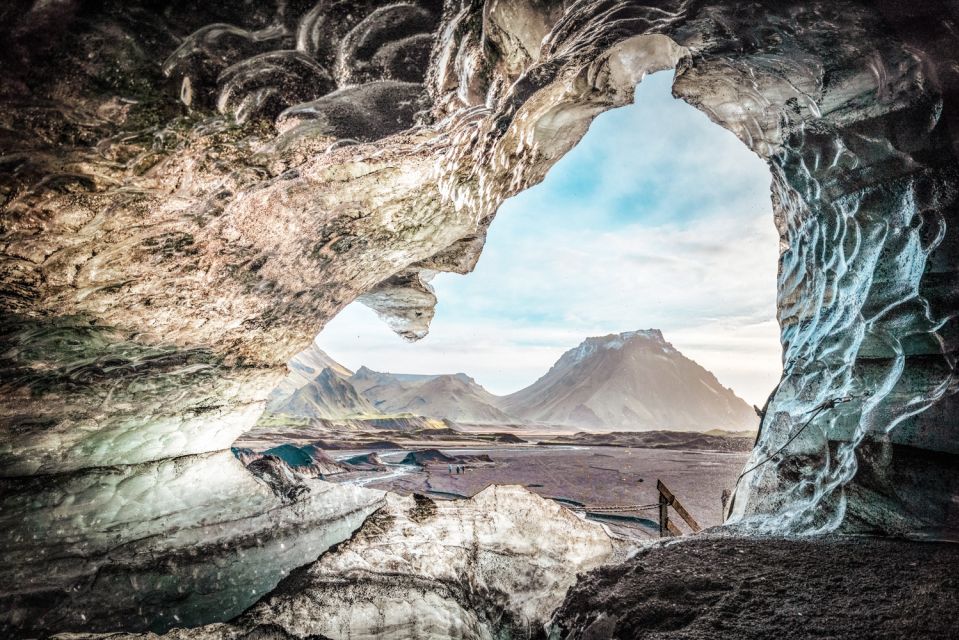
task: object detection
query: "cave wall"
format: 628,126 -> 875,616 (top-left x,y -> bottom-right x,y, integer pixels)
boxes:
0,0 -> 956,635
681,2 -> 959,536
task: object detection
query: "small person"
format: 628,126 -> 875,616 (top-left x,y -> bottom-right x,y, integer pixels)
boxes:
448,463 -> 453,474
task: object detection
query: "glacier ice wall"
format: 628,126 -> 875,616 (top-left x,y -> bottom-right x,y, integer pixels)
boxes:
134,486 -> 618,640
0,0 -> 957,635
0,449 -> 384,633
678,5 -> 959,537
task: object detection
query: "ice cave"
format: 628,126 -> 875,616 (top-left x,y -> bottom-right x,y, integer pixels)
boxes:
0,1 -> 957,638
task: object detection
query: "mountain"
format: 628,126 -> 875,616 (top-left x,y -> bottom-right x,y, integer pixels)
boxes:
268,367 -> 377,419
266,330 -> 756,431
497,330 -> 757,431
349,367 -> 515,425
348,366 -> 438,395
268,343 -> 354,404
268,357 -> 513,424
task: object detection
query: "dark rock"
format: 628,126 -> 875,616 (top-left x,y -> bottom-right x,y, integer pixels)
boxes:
341,452 -> 387,470
246,454 -> 312,501
400,448 -> 458,466
260,443 -> 352,477
493,432 -> 527,443
231,445 -> 262,465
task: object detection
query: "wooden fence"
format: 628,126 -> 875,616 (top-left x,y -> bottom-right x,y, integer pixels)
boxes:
565,479 -> 702,538
656,479 -> 701,537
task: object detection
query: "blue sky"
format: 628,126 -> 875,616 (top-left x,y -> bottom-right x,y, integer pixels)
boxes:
318,71 -> 783,405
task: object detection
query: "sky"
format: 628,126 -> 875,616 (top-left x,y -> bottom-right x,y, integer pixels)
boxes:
317,71 -> 783,405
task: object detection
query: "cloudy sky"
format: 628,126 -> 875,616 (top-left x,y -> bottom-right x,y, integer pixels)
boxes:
318,71 -> 783,405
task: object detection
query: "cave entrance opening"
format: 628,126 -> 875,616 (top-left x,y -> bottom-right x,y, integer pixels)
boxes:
235,70 -> 781,537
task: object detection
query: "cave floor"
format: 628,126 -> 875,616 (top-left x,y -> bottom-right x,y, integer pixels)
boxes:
551,534 -> 959,640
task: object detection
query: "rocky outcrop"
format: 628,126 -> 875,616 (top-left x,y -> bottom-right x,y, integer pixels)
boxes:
255,443 -> 354,477
400,448 -> 459,465
340,451 -> 388,470
350,367 -> 516,424
1,0 -> 957,635
499,330 -> 757,430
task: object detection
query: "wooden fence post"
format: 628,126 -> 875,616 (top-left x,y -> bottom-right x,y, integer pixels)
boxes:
657,479 -> 702,535
658,490 -> 669,537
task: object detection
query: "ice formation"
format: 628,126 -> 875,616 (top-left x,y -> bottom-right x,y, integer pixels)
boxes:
0,450 -> 384,633
69,486 -> 620,640
0,0 -> 956,636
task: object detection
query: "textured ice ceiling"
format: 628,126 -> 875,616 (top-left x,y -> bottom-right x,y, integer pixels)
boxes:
0,0 -> 957,636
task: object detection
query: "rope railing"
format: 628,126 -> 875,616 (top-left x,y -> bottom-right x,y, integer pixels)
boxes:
561,480 -> 702,538
735,394 -> 863,483
723,393 -> 867,519
575,503 -> 660,513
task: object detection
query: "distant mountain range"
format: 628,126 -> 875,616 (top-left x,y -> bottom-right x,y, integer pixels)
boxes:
350,367 -> 517,424
269,367 -> 377,420
265,331 -> 758,432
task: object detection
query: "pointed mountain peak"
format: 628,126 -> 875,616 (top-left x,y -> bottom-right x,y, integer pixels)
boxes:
287,344 -> 353,377
315,366 -> 342,382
